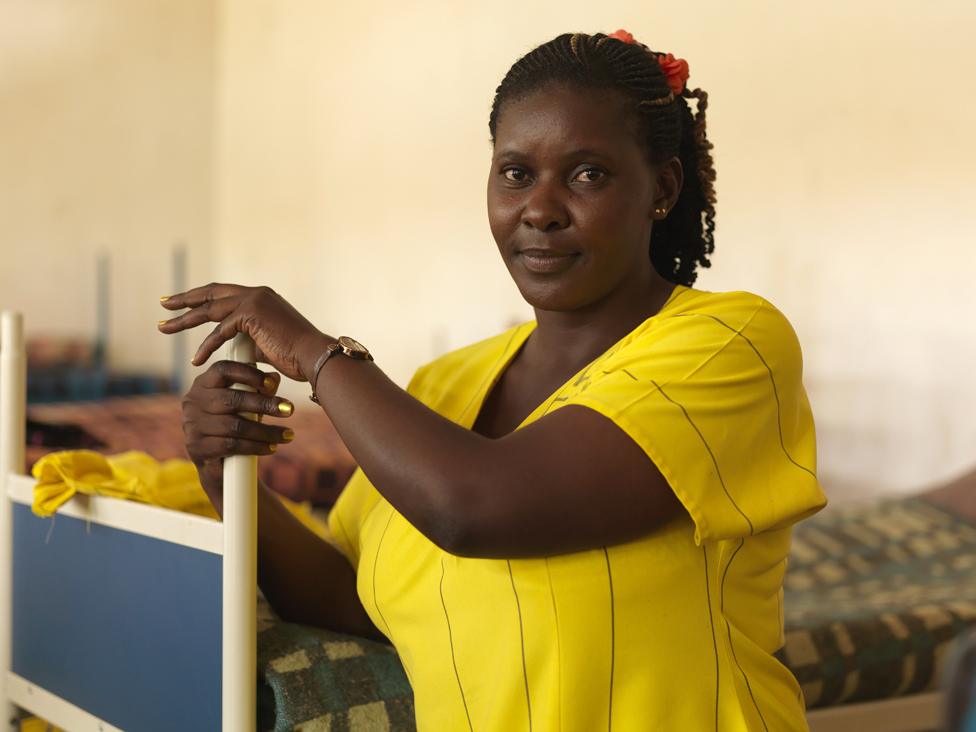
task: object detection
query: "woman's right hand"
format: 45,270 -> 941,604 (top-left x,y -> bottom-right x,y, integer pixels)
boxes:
182,360 -> 296,505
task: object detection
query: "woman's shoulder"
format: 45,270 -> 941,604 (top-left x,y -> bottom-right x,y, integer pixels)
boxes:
644,286 -> 798,345
617,286 -> 804,376
660,285 -> 785,323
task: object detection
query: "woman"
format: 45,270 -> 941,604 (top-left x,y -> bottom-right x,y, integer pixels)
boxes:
160,30 -> 826,731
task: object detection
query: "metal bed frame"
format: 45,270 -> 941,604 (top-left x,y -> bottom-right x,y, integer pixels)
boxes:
0,309 -> 948,731
2,311 -> 256,731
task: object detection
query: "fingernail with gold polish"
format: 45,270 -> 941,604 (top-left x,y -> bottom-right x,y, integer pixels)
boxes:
159,295 -> 170,303
262,375 -> 275,391
282,428 -> 295,442
269,443 -> 278,453
157,320 -> 168,327
277,401 -> 294,416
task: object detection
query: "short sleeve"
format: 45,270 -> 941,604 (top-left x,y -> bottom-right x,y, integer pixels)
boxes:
566,296 -> 826,544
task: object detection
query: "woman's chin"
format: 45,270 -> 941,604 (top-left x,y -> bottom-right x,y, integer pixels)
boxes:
514,280 -> 594,313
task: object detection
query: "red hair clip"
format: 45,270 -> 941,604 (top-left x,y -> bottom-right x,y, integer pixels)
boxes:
608,29 -> 636,45
655,53 -> 690,95
607,29 -> 690,95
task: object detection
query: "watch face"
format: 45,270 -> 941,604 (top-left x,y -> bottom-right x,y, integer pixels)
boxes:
338,336 -> 367,354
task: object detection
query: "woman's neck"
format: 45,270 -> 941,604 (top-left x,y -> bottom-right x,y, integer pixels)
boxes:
526,268 -> 677,372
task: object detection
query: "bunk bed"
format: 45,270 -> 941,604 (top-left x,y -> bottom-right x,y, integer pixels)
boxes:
4,308 -> 974,730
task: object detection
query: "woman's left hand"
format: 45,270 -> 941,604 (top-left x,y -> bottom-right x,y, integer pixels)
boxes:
158,283 -> 329,382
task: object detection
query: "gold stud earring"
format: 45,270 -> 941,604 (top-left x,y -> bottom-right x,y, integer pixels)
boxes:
655,207 -> 668,217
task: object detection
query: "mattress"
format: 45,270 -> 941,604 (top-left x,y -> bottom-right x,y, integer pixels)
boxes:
776,494 -> 976,708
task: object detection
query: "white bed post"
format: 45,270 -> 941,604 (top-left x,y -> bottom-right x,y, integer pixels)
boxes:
222,333 -> 258,732
0,312 -> 26,731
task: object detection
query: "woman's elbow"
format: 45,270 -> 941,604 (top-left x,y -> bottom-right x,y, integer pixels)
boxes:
422,509 -> 480,557
417,486 -> 493,558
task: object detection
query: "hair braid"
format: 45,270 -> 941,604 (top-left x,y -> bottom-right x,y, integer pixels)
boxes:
488,32 -> 718,286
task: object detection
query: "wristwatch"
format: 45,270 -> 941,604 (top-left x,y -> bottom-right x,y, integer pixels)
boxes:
308,336 -> 373,404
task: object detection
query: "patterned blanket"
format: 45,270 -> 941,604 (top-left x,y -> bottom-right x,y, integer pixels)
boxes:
259,496 -> 976,727
776,495 -> 976,709
258,620 -> 415,731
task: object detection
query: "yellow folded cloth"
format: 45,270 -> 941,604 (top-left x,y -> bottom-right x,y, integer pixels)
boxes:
31,450 -> 329,539
20,717 -> 64,732
32,450 -> 218,519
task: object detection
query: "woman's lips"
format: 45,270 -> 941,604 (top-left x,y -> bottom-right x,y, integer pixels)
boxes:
518,249 -> 579,274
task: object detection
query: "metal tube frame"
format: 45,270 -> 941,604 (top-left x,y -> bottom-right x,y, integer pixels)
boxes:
1,312 -> 26,731
0,314 -> 258,730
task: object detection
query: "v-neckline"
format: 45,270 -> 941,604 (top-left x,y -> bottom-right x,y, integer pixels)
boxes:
459,321 -> 536,431
461,285 -> 689,435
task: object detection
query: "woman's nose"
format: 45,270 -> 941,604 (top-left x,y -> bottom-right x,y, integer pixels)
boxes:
521,181 -> 570,232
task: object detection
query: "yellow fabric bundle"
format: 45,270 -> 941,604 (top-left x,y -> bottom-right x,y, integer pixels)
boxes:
32,450 -> 218,519
20,717 -> 65,732
31,449 -> 329,539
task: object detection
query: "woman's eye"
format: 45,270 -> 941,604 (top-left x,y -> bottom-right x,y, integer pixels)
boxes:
573,168 -> 605,183
503,167 -> 528,183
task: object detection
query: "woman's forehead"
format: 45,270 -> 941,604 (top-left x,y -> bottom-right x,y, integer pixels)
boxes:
493,84 -> 642,157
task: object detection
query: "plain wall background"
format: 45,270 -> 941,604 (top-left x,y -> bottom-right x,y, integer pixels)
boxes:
2,0 -> 974,501
0,0 -> 215,388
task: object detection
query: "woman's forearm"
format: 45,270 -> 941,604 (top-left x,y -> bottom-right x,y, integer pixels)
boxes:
162,286 -> 679,560
255,480 -> 381,638
299,341 -> 681,560
302,343 -> 491,552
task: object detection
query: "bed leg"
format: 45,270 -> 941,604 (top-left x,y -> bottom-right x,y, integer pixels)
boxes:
1,312 -> 26,730
222,333 -> 258,732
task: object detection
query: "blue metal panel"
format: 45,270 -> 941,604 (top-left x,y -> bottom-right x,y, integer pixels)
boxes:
11,503 -> 222,731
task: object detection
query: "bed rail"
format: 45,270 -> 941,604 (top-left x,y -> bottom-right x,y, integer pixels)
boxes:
1,312 -> 259,731
223,332 -> 258,732
1,311 -> 26,731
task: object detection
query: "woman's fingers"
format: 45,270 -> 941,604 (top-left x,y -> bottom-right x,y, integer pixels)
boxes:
160,283 -> 242,311
190,434 -> 282,462
189,317 -> 242,366
209,388 -> 294,419
193,363 -> 292,417
182,362 -> 294,465
193,412 -> 293,444
197,361 -> 281,395
158,295 -> 239,336
159,285 -> 249,365
160,283 -> 320,382
259,368 -> 280,395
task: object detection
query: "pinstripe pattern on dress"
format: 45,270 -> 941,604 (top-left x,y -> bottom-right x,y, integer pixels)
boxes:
651,380 -> 755,536
722,538 -> 770,731
703,544 -> 721,732
439,558 -> 474,731
603,547 -> 616,731
669,310 -> 816,479
508,561 -> 533,730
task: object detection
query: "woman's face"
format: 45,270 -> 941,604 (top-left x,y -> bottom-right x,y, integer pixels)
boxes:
487,84 -> 673,313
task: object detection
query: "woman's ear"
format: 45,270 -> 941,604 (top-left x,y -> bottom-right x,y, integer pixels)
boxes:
651,157 -> 684,219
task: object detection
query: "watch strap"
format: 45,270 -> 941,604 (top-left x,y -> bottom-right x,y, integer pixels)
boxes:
308,342 -> 341,404
308,337 -> 374,404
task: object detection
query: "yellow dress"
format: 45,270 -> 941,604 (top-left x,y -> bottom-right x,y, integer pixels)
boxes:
328,286 -> 827,731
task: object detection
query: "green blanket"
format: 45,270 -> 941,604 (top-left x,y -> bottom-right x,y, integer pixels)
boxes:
258,621 -> 415,731
775,496 -> 976,708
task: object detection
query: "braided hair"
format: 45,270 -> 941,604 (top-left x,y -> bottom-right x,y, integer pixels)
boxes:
488,32 -> 717,286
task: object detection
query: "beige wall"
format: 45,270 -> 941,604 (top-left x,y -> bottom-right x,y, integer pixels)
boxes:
0,0 -> 216,381
3,1 -> 974,501
213,1 -> 976,500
